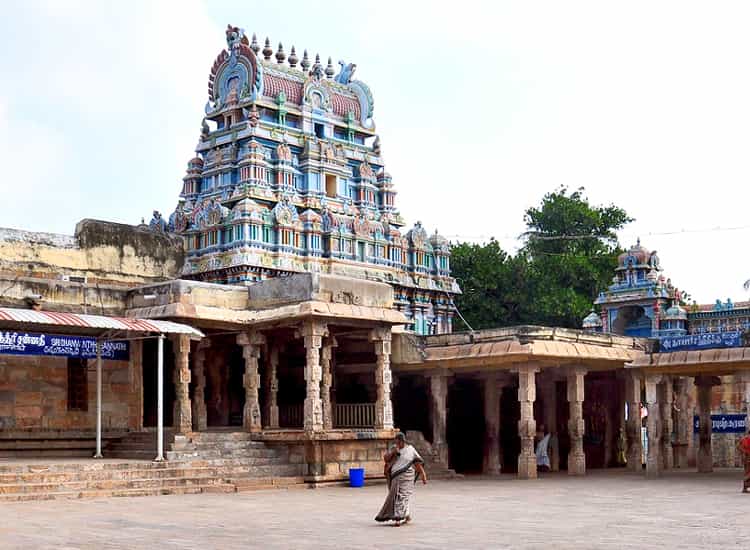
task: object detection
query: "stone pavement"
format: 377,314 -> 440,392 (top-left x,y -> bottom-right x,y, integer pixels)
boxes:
1,470 -> 749,549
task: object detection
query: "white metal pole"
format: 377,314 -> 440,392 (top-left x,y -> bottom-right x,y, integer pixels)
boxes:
94,340 -> 103,458
155,334 -> 165,461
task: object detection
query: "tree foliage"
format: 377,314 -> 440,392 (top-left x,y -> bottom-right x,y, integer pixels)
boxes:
451,187 -> 632,330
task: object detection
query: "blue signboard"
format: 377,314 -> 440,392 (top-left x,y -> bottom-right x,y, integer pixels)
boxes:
660,331 -> 743,352
0,331 -> 129,361
693,414 -> 746,434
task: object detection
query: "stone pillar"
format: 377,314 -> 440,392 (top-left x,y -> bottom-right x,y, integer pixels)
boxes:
695,376 -> 720,473
321,336 -> 337,430
171,334 -> 192,434
265,345 -> 279,429
370,327 -> 394,430
567,367 -> 587,476
300,321 -> 326,432
743,373 -> 750,437
483,374 -> 501,475
429,373 -> 449,466
644,374 -> 662,478
541,378 -> 559,471
673,377 -> 690,468
660,376 -> 674,470
192,339 -> 209,431
625,372 -> 643,471
236,331 -> 265,432
516,364 -> 539,479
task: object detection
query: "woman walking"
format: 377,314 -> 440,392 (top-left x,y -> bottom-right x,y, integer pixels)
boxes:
375,433 -> 427,526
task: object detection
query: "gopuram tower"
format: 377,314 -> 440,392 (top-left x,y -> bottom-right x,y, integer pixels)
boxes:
153,26 -> 458,334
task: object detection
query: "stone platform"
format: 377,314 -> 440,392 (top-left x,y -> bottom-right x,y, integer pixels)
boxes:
0,457 -> 306,502
1,470 -> 748,549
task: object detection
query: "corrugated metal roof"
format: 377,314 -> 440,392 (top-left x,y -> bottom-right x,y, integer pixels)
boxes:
0,308 -> 203,338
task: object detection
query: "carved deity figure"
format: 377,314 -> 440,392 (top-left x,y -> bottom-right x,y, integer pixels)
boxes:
276,142 -> 292,162
334,60 -> 357,84
149,211 -> 167,232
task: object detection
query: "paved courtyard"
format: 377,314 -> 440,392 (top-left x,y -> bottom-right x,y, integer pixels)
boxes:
1,470 -> 748,549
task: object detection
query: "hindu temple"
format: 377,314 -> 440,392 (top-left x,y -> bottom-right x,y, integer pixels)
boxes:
156,25 -> 457,336
0,26 -> 748,501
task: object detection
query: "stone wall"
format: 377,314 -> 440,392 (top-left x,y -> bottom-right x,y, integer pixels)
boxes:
0,352 -> 141,432
263,432 -> 393,483
0,219 -> 184,313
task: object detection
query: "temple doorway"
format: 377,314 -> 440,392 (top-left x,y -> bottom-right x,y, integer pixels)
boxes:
447,378 -> 485,474
392,375 -> 431,440
204,337 -> 246,428
582,373 -> 624,469
142,338 -> 175,428
500,385 -> 520,473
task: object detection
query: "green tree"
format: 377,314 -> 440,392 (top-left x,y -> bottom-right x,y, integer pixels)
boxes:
450,240 -> 532,330
451,187 -> 632,330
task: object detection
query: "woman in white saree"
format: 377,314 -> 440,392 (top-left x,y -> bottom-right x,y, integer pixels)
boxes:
375,433 -> 428,526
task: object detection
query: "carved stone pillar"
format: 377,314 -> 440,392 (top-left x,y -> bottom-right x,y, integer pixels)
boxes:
370,327 -> 394,430
673,376 -> 690,468
300,321 -> 326,432
265,345 -> 279,429
321,336 -> 337,430
541,378 -> 559,471
171,334 -> 192,434
660,376 -> 674,470
429,373 -> 449,466
236,331 -> 264,432
516,364 -> 539,479
483,374 -> 501,475
567,367 -> 587,476
625,372 -> 643,471
192,339 -> 209,431
644,374 -> 662,478
695,375 -> 720,473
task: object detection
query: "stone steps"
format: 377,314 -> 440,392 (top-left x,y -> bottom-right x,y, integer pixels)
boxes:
0,431 -> 306,501
0,484 -> 237,502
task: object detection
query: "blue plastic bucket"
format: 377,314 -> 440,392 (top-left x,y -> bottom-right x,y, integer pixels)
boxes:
349,467 -> 365,487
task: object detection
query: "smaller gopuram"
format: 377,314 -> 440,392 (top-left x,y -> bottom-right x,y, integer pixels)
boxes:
152,26 -> 458,335
593,239 -> 684,338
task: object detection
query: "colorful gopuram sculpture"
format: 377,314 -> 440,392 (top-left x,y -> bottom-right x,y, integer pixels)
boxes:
587,238 -> 750,337
589,239 -> 685,337
151,26 -> 458,334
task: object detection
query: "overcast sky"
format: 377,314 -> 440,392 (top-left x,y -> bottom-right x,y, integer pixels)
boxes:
1,1 -> 749,304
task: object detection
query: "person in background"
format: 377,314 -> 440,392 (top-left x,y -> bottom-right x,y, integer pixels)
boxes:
535,424 -> 551,472
737,433 -> 750,493
375,432 -> 427,526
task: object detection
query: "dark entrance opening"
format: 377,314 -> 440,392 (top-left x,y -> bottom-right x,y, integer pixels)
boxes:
142,338 -> 175,428
500,385 -> 520,473
392,375 -> 431,440
204,338 -> 246,427
277,343 -> 305,429
447,378 -> 485,474
556,380 -> 570,470
226,345 -> 245,427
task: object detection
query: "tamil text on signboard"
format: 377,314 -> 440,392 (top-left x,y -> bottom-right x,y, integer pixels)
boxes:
660,331 -> 743,352
0,331 -> 129,361
693,414 -> 746,434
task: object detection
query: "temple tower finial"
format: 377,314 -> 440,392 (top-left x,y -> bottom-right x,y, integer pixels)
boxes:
325,57 -> 335,79
301,49 -> 310,72
276,43 -> 286,64
262,37 -> 273,61
289,46 -> 298,68
250,33 -> 260,54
